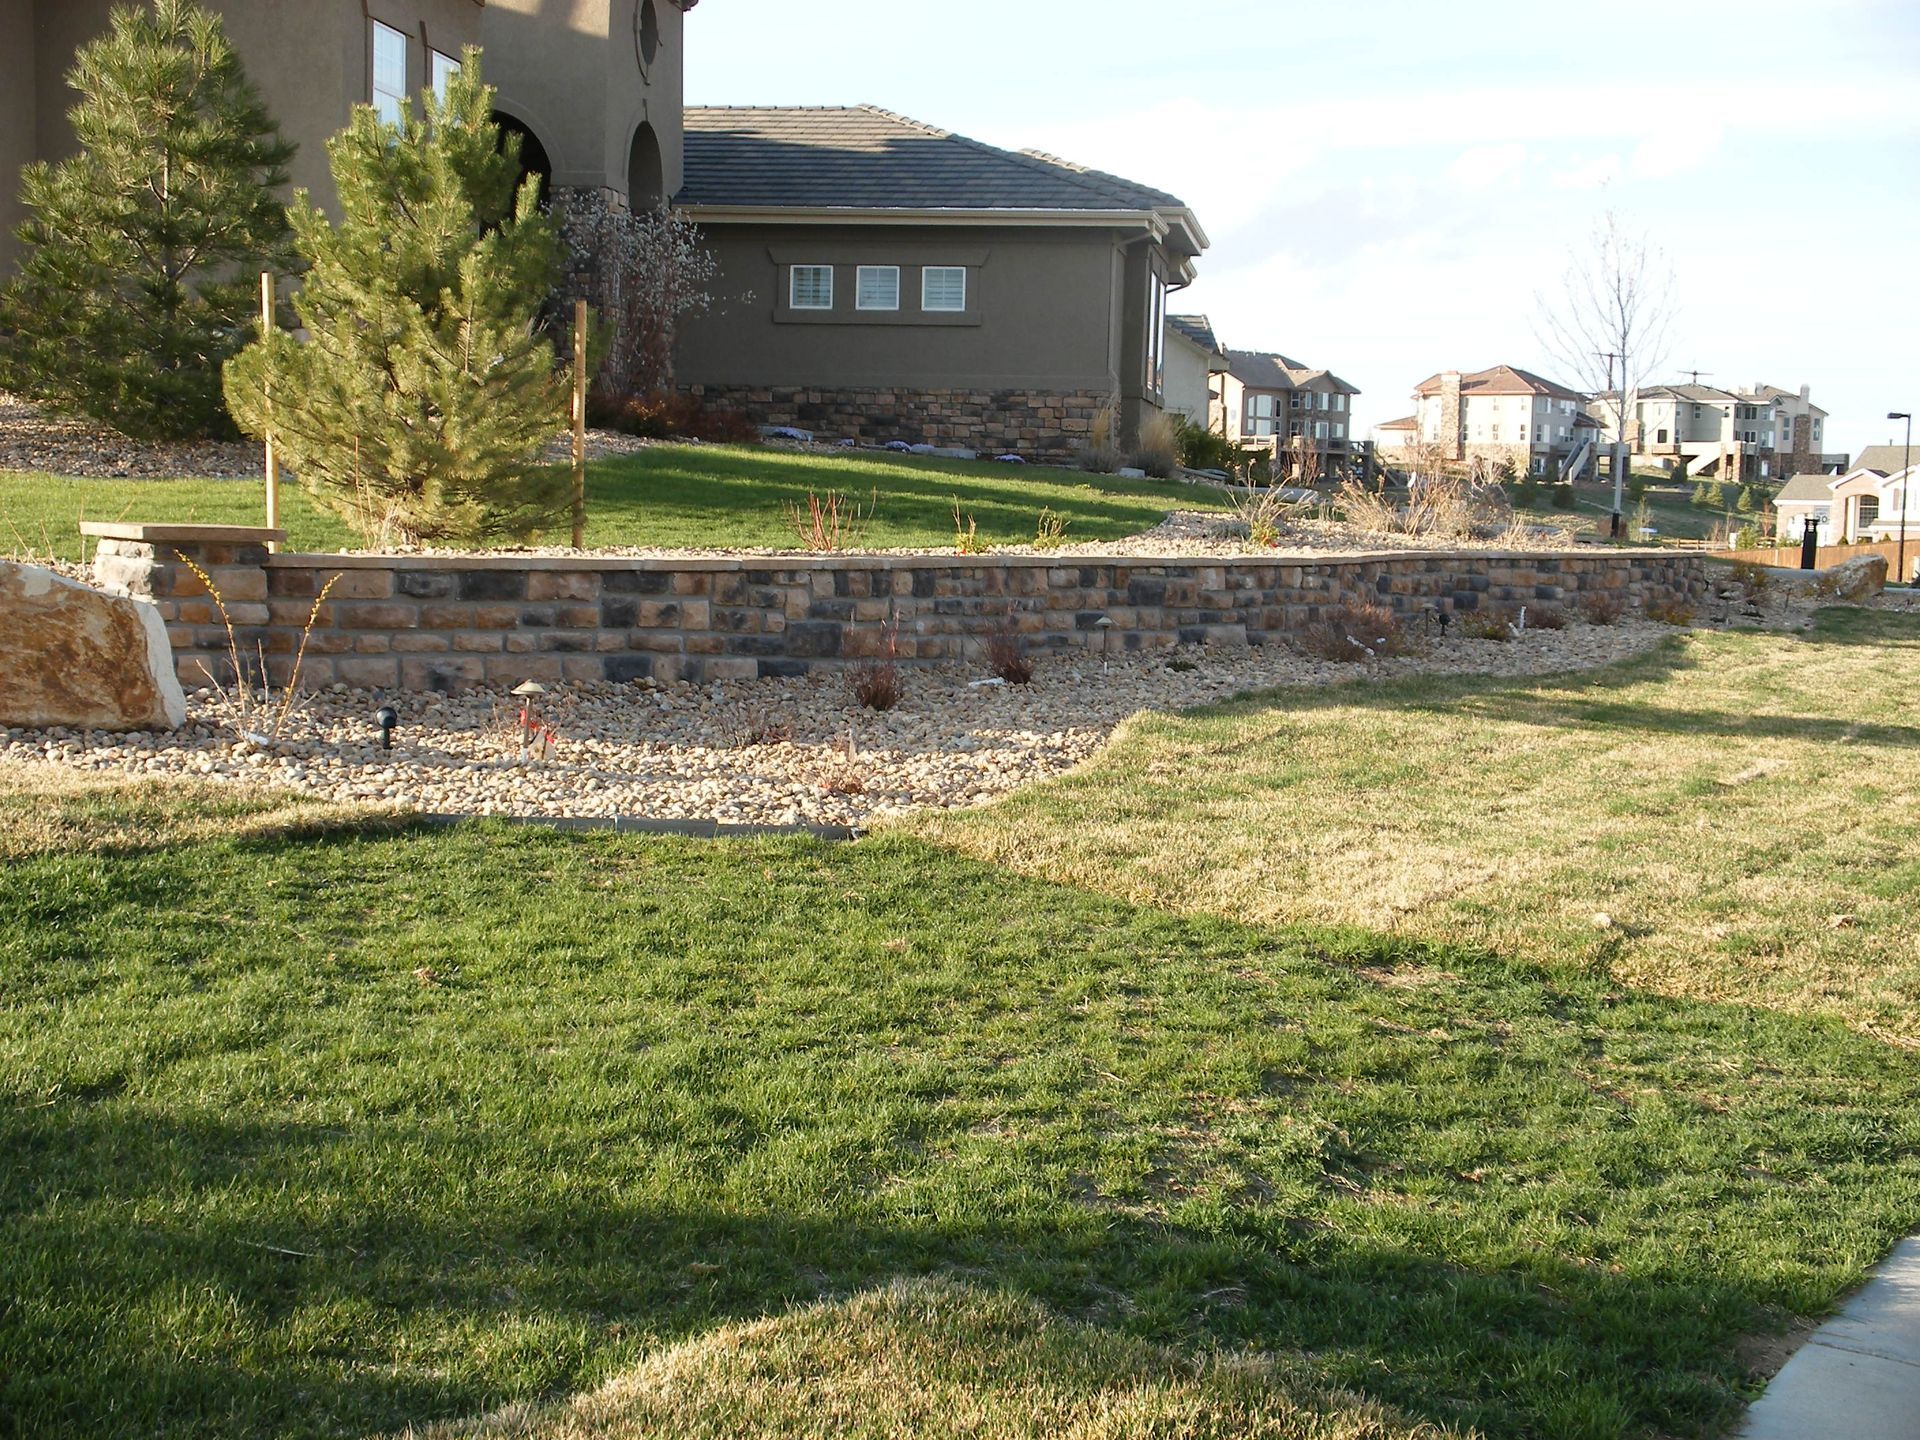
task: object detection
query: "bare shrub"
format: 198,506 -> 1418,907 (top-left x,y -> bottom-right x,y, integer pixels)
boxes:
735,712 -> 793,748
849,617 -> 903,711
177,552 -> 340,744
1131,409 -> 1179,478
1078,399 -> 1122,473
783,488 -> 875,552
1726,560 -> 1771,602
1296,601 -> 1412,662
1232,480 -> 1309,548
591,391 -> 757,444
1032,508 -> 1071,551
1528,604 -> 1569,630
985,626 -> 1035,684
1460,610 -> 1514,641
951,498 -> 985,555
1579,589 -> 1627,625
558,201 -> 722,400
1646,597 -> 1697,626
1336,471 -> 1509,542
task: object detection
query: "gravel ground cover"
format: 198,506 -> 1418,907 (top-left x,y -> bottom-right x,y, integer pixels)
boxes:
4,621 -> 1677,826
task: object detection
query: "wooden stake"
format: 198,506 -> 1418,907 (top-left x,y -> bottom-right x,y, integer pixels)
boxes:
571,298 -> 588,550
261,271 -> 280,553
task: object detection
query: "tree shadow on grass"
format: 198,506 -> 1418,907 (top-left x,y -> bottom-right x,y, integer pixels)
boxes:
5,819 -> 1920,1440
4,1101 -> 1900,1440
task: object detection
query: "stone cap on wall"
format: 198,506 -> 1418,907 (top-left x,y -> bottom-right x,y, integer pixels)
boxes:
264,546 -> 1676,572
81,522 -> 287,544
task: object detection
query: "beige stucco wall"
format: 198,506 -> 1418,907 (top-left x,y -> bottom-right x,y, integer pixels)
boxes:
2,0 -> 677,274
0,0 -> 34,270
1162,327 -> 1213,426
482,0 -> 684,207
3,0 -> 487,272
675,224 -> 1131,395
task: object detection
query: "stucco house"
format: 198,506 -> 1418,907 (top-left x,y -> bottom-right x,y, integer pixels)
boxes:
5,3 -> 1208,460
672,106 -> 1209,459
1377,365 -> 1599,478
1164,315 -> 1228,431
1219,349 -> 1362,476
1589,380 -> 1838,482
1,0 -> 691,276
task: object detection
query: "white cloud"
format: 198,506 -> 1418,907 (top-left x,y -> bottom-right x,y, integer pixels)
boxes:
1448,143 -> 1528,191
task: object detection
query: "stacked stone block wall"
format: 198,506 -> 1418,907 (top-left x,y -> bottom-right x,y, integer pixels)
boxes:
87,528 -> 1710,695
684,384 -> 1113,460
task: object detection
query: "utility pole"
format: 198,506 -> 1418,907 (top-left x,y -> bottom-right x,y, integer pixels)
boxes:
1597,350 -> 1626,534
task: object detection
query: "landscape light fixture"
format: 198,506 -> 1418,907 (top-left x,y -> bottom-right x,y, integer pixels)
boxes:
511,680 -> 551,762
1890,412 -> 1912,585
1094,614 -> 1115,674
375,704 -> 398,751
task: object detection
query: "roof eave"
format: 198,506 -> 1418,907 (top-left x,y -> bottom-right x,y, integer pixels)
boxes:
679,203 -> 1172,234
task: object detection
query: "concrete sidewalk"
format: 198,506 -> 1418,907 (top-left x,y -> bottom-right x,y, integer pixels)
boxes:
1739,1235 -> 1920,1438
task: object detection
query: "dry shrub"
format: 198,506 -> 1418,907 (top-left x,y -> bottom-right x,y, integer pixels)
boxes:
1646,597 -> 1697,626
1032,508 -> 1071,551
950,498 -> 985,555
1232,481 -> 1309,548
850,664 -> 901,711
1336,472 -> 1507,541
1726,560 -> 1771,601
1528,604 -> 1569,630
1460,610 -> 1514,641
1297,601 -> 1412,662
1130,409 -> 1179,478
735,712 -> 793,748
783,488 -> 875,552
1579,589 -> 1627,626
590,390 -> 757,444
986,627 -> 1035,684
1078,399 -> 1122,473
819,762 -> 868,796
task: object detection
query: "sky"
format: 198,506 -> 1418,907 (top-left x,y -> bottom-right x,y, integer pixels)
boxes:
685,0 -> 1920,462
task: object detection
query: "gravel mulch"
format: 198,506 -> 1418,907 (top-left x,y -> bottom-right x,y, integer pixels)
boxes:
0,390 -> 657,479
5,621 -> 1679,827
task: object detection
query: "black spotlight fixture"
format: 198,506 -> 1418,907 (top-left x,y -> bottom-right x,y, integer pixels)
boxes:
375,704 -> 398,751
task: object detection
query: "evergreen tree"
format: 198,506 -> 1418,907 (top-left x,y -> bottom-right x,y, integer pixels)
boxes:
225,55 -> 567,547
1736,484 -> 1757,514
1551,481 -> 1577,510
1627,473 -> 1647,503
1705,480 -> 1728,511
0,0 -> 295,439
1691,480 -> 1712,508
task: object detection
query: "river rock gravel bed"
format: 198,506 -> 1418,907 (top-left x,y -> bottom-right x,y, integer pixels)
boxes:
3,621 -> 1675,827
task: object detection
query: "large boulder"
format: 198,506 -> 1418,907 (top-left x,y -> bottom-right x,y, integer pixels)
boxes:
0,561 -> 186,731
1824,554 -> 1888,601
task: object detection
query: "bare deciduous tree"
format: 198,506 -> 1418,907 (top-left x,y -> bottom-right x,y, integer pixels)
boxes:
559,201 -> 721,400
1535,211 -> 1676,522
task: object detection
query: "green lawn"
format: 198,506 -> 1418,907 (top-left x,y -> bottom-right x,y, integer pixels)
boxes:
0,444 -> 1218,562
3,615 -> 1918,1440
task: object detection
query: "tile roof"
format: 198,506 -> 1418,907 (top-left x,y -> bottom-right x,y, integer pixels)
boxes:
1226,349 -> 1359,394
677,106 -> 1203,250
1775,473 -> 1838,505
1851,444 -> 1916,476
1412,365 -> 1585,401
1375,415 -> 1418,431
1168,314 -> 1223,355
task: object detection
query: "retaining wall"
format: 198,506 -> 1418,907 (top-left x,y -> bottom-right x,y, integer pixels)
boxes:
83,524 -> 1710,693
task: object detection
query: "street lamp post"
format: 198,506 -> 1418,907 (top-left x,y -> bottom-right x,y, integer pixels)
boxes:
1890,412 -> 1913,585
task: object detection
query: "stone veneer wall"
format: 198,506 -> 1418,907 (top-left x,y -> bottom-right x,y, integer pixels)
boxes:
684,384 -> 1112,460
85,525 -> 1710,694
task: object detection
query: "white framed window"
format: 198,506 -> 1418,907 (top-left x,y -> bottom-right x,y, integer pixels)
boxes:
1314,420 -> 1329,440
922,266 -> 967,312
790,264 -> 833,310
371,20 -> 409,125
856,265 -> 900,311
430,49 -> 461,102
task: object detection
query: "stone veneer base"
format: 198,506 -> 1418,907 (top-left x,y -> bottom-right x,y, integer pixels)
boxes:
684,384 -> 1113,461
78,526 -> 1710,694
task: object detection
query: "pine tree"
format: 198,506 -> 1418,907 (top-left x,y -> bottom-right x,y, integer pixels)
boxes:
1691,480 -> 1712,508
1736,484 -> 1757,514
0,0 -> 295,439
225,55 -> 567,547
1705,481 -> 1728,511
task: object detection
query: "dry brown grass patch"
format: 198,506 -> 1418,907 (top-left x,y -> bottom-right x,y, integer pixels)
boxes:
398,1278 -> 1450,1440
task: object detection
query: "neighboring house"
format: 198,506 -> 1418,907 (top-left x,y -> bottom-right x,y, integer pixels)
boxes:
1219,349 -> 1362,475
1379,365 -> 1599,478
1831,465 -> 1920,547
672,106 -> 1208,459
1,1 -> 692,275
1773,472 -> 1838,542
1591,380 -> 1836,482
1164,315 -> 1228,431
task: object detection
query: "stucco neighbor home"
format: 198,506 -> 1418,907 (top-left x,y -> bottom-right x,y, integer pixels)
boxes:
1164,315 -> 1229,431
1,0 -> 692,277
1218,350 -> 1362,477
672,106 -> 1209,460
1378,365 -> 1599,479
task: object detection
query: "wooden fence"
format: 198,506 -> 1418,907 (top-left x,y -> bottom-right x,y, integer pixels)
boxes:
1717,538 -> 1916,578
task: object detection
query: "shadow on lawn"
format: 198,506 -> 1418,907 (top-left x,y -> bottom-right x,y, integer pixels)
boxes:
0,1099 -> 1850,1440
